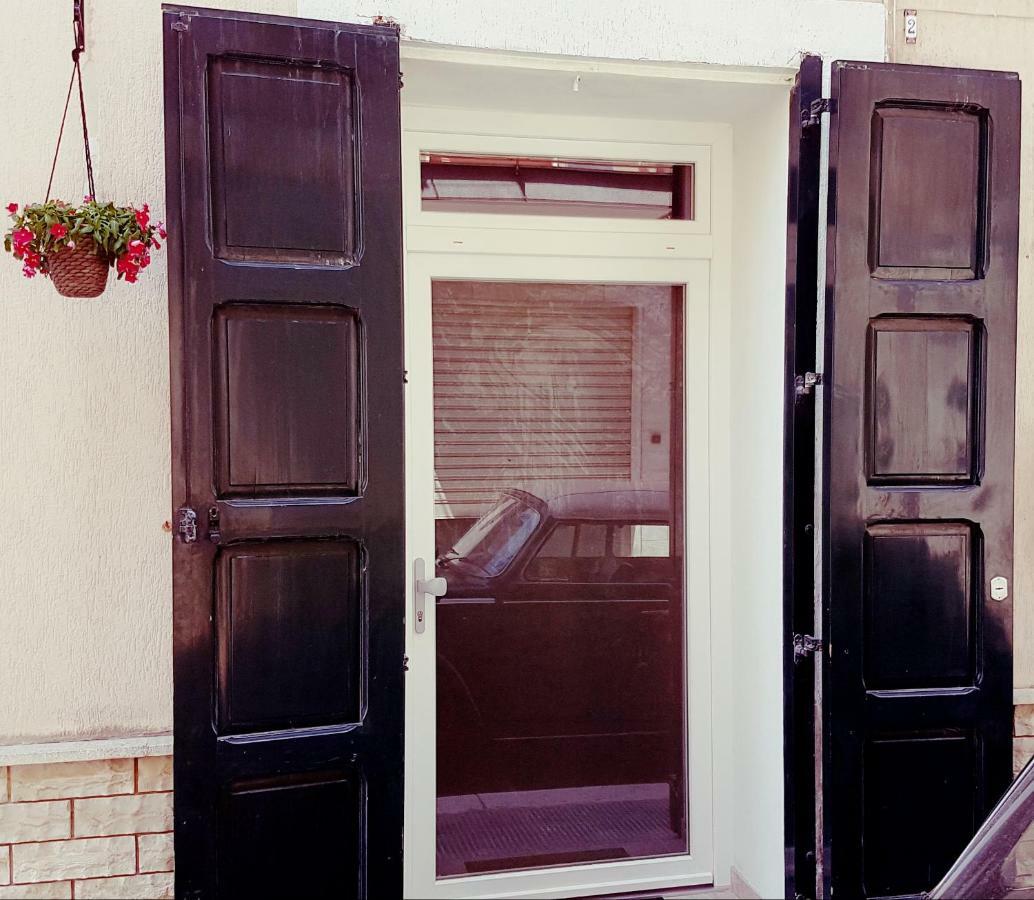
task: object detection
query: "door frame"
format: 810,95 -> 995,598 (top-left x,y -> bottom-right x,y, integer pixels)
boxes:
400,98 -> 734,899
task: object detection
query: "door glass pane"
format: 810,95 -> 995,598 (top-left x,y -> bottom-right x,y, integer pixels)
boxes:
433,281 -> 687,877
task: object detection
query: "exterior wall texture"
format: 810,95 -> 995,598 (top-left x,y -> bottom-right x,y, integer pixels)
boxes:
0,0 -> 296,746
0,755 -> 173,899
0,0 -> 885,745
0,1 -> 883,895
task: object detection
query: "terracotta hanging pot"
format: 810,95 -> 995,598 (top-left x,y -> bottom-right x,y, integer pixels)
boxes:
46,238 -> 109,298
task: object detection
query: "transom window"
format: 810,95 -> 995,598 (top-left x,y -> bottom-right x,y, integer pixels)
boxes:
421,153 -> 694,219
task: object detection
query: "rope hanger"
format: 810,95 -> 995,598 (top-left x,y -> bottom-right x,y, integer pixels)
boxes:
45,0 -> 95,203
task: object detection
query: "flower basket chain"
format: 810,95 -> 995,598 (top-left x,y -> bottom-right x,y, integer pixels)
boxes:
3,9 -> 164,297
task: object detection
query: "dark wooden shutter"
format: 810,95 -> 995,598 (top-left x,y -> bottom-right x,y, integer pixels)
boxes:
783,53 -> 823,900
823,62 -> 1020,898
163,8 -> 403,899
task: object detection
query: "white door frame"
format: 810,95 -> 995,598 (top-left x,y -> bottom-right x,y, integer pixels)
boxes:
401,101 -> 734,900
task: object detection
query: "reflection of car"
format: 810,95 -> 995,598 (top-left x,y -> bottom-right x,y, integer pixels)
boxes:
929,757 -> 1034,899
435,486 -> 684,800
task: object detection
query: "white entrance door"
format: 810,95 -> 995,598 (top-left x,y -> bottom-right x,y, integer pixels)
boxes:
402,110 -> 719,900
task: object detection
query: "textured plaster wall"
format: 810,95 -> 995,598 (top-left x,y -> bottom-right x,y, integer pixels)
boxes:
0,0 -> 884,750
0,0 -> 297,744
303,0 -> 886,68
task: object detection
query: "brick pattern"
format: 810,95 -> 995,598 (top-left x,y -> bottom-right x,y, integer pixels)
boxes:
0,755 -> 173,900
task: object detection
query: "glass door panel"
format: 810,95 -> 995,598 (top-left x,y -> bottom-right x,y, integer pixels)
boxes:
432,281 -> 686,877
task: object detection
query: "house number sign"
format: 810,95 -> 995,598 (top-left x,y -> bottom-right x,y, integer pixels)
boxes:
904,9 -> 918,44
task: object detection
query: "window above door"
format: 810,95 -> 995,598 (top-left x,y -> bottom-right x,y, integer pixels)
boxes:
421,153 -> 694,220
402,106 -> 715,250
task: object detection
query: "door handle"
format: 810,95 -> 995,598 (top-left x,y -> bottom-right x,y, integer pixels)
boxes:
414,558 -> 447,634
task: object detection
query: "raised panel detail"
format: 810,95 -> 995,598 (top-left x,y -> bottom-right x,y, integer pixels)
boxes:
870,104 -> 987,278
867,317 -> 980,484
864,522 -> 976,690
216,540 -> 362,733
208,57 -> 356,264
864,734 -> 977,897
214,303 -> 361,498
223,772 -> 360,899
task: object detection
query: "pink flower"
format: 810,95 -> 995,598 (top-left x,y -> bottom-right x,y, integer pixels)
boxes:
152,240 -> 161,251
12,227 -> 32,251
6,203 -> 17,214
116,252 -> 140,283
157,222 -> 167,240
50,223 -> 68,239
20,250 -> 41,279
134,203 -> 150,229
83,194 -> 94,203
127,239 -> 145,257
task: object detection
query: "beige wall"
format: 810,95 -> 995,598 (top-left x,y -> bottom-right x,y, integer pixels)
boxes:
887,0 -> 1034,693
0,0 -> 298,744
0,0 -> 886,745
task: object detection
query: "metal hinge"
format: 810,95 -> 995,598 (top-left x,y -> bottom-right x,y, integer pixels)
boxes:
177,507 -> 198,544
795,371 -> 823,397
794,633 -> 824,664
802,97 -> 835,128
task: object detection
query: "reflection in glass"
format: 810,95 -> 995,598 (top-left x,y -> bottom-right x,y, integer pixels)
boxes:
433,281 -> 686,877
421,154 -> 694,219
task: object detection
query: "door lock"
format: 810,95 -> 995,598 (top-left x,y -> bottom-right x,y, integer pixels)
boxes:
413,558 -> 447,634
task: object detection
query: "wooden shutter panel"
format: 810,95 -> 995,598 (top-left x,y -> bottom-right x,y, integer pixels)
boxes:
823,62 -> 1020,898
163,8 -> 404,899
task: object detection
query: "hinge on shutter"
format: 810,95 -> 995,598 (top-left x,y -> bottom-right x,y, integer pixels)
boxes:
177,507 -> 197,544
801,97 -> 835,128
795,371 -> 823,397
793,633 -> 824,664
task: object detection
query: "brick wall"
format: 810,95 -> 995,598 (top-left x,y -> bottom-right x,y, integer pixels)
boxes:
0,756 -> 173,900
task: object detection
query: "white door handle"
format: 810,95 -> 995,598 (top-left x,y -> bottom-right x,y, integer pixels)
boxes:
414,558 -> 447,634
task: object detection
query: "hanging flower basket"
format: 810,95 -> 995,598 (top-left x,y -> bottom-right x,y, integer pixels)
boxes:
46,237 -> 109,298
3,34 -> 165,298
3,199 -> 165,298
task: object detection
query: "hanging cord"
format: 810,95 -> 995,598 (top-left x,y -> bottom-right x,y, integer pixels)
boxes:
45,44 -> 96,203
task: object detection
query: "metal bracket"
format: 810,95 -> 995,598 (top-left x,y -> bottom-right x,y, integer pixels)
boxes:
793,633 -> 824,664
802,97 -> 835,128
177,507 -> 197,544
73,0 -> 86,56
795,371 -> 823,397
